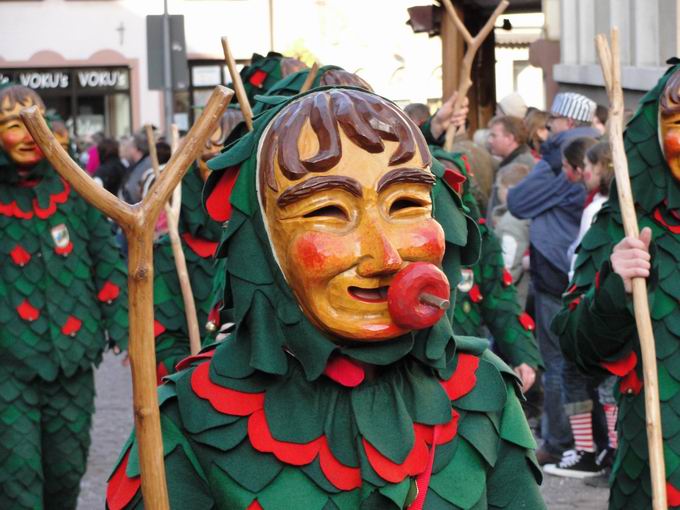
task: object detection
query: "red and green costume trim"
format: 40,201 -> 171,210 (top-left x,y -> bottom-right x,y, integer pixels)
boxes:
553,63 -> 680,509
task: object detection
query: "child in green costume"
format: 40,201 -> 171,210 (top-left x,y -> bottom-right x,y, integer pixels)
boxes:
107,88 -> 544,510
0,84 -> 128,509
553,63 -> 680,508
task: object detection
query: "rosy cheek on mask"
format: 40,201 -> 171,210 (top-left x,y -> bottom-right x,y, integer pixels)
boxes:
398,224 -> 445,262
290,231 -> 350,277
664,130 -> 680,157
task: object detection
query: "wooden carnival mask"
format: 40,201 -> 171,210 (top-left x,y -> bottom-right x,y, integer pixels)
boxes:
659,68 -> 680,181
0,86 -> 46,168
258,90 -> 446,342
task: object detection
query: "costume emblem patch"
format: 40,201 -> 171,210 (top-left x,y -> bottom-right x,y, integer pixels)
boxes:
457,268 -> 474,293
51,224 -> 70,248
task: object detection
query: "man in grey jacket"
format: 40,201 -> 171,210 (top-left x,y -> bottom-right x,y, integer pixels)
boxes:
507,92 -> 599,465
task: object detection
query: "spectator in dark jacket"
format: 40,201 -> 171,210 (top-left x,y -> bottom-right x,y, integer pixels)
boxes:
507,92 -> 599,465
93,137 -> 125,196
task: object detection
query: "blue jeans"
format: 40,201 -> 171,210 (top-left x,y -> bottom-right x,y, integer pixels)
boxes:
534,289 -> 573,454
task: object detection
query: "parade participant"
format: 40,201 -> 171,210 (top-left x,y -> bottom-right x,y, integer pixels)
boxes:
107,88 -> 544,509
553,64 -> 680,508
431,147 -> 541,393
0,83 -> 128,509
239,51 -> 308,106
507,91 -> 599,465
150,108 -> 243,379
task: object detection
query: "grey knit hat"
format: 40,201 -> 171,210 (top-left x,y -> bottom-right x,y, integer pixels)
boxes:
550,92 -> 596,123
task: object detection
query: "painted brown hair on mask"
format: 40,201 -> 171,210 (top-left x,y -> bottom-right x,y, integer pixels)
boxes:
660,68 -> 680,115
259,89 -> 431,206
0,84 -> 45,116
319,69 -> 373,92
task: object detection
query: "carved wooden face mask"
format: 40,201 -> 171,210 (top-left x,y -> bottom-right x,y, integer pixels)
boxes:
0,96 -> 45,168
659,69 -> 680,181
261,112 -> 445,342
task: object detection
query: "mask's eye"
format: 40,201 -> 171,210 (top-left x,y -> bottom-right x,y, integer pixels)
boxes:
389,198 -> 427,215
303,205 -> 349,221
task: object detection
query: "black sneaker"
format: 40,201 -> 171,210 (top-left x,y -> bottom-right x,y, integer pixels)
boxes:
596,447 -> 616,469
543,449 -> 605,479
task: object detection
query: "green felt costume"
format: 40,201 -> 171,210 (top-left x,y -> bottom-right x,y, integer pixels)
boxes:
553,64 -> 680,509
152,164 -> 224,378
107,89 -> 544,510
0,148 -> 128,508
430,147 -> 542,372
240,52 -> 307,108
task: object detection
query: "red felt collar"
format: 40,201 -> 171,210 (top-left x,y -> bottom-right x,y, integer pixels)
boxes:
0,178 -> 70,220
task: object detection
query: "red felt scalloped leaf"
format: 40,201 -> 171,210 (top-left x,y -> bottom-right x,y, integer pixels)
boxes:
443,167 -> 466,194
181,232 -> 218,258
413,410 -> 460,446
502,268 -> 513,287
175,350 -> 215,372
106,449 -> 141,510
249,69 -> 268,88
362,434 -> 428,484
619,370 -> 643,396
54,241 -> 73,256
10,245 -> 31,266
247,501 -> 264,510
97,281 -> 120,302
61,315 -> 82,336
33,179 -> 70,219
594,271 -> 601,291
153,320 -> 166,337
192,362 -> 264,415
440,353 -> 479,401
0,200 -> 33,219
461,154 -> 471,173
157,362 -> 169,386
601,351 -> 637,377
16,299 -> 40,321
248,408 -> 323,465
323,355 -> 365,388
518,312 -> 535,331
654,207 -> 680,234
468,284 -> 483,303
668,482 -> 680,506
206,167 -> 239,222
478,218 -> 486,225
319,438 -> 362,490
568,296 -> 582,311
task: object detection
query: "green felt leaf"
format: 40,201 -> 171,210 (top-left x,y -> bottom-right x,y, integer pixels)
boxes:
209,464 -> 257,510
429,438 -> 486,508
216,440 -> 283,493
658,363 -> 680,401
377,478 -> 411,508
258,467 -> 329,510
453,359 -> 507,413
458,412 -> 499,467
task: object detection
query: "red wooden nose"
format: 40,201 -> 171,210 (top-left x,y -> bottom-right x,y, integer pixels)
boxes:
387,262 -> 450,330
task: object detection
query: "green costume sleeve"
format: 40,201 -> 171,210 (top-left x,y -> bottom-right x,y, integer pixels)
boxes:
83,202 -> 129,351
421,118 -> 445,147
552,205 -> 639,374
475,224 -> 542,369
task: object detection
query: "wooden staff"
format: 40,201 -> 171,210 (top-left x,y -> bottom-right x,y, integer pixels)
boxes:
299,62 -> 320,93
595,27 -> 666,509
221,36 -> 254,131
145,125 -> 201,356
21,86 -> 233,510
441,0 -> 509,151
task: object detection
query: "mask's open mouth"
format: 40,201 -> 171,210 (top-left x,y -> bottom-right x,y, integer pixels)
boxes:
348,285 -> 389,303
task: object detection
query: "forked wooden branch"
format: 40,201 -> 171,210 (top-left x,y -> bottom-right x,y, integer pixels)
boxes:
595,28 -> 666,510
21,85 -> 233,510
300,62 -> 320,93
441,0 -> 509,150
222,36 -> 254,132
145,125 -> 201,356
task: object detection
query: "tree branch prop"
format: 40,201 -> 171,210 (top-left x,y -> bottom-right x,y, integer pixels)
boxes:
441,0 -> 508,151
222,36 -> 254,132
145,125 -> 201,356
300,62 -> 320,93
595,28 -> 667,510
21,85 -> 234,510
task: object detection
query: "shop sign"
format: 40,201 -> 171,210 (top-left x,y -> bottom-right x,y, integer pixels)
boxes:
18,71 -> 70,89
77,69 -> 128,90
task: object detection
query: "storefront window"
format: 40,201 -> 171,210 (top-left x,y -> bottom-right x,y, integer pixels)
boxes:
0,66 -> 132,140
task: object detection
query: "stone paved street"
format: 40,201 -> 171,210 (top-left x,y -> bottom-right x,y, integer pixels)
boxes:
77,352 -> 609,510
